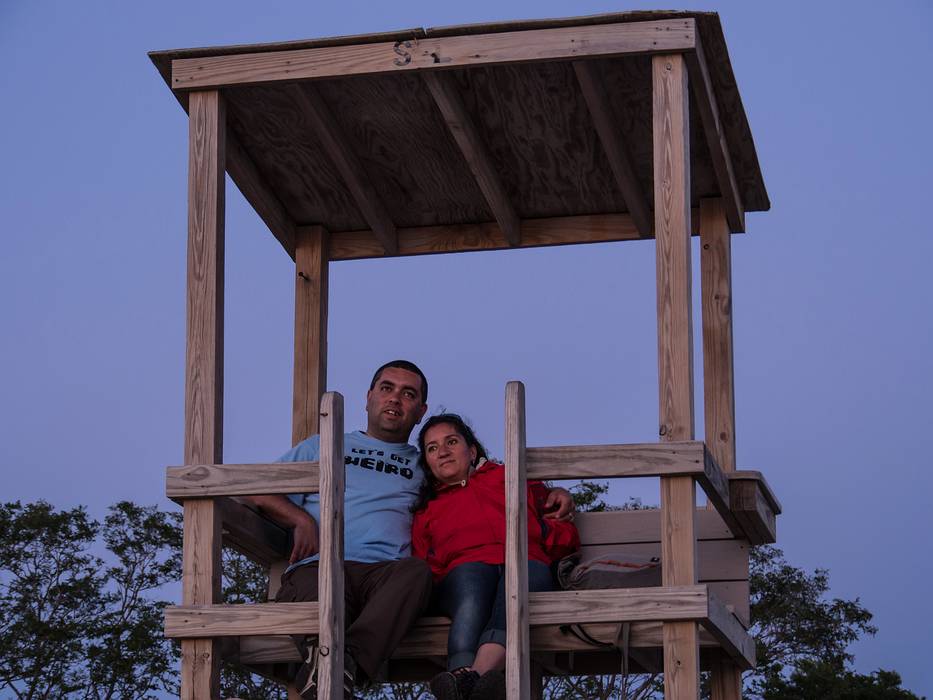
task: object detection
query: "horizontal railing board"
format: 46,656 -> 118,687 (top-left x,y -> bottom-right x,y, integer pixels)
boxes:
166,462 -> 320,499
168,585 -> 711,639
526,441 -> 707,480
573,506 -> 734,544
171,20 -> 696,90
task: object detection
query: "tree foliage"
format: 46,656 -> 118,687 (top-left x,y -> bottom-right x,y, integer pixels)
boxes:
1,500 -> 924,699
0,500 -> 181,699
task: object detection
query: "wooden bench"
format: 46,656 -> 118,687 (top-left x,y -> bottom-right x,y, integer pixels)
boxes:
165,386 -> 780,696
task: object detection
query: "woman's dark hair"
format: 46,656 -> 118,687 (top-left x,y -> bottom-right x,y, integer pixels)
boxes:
410,413 -> 488,513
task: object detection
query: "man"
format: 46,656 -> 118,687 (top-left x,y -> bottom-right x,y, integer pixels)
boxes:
249,360 -> 573,698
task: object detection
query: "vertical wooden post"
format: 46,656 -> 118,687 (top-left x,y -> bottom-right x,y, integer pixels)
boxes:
292,225 -> 330,445
701,198 -> 744,699
653,53 -> 700,700
318,391 -> 345,700
504,381 -> 530,700
181,89 -> 225,700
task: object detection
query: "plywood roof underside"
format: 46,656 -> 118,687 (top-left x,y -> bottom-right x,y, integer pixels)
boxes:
150,10 -> 768,259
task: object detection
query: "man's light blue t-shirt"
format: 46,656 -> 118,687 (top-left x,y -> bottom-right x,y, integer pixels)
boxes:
278,431 -> 423,570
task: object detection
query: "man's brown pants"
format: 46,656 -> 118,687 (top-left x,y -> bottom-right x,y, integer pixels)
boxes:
276,558 -> 433,681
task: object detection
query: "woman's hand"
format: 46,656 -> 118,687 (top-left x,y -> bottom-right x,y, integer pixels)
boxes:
542,486 -> 575,521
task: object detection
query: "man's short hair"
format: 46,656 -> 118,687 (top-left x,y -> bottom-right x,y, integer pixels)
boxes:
369,360 -> 428,403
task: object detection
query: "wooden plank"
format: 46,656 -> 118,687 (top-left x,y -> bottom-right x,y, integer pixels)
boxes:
504,381 -> 530,700
289,84 -> 398,255
700,196 -> 745,699
700,198 -> 737,473
526,441 -> 706,480
292,225 -> 329,444
226,130 -> 296,256
729,478 -> 777,545
653,53 -> 695,445
171,20 -> 696,90
422,72 -> 521,246
168,586 -> 712,639
573,508 -> 733,545
702,591 -> 755,670
216,497 -> 289,567
572,60 -> 652,236
529,586 -> 708,625
166,462 -> 320,499
182,89 -> 225,700
686,40 -> 744,233
318,392 -> 345,700
654,52 -> 700,700
732,470 -> 782,514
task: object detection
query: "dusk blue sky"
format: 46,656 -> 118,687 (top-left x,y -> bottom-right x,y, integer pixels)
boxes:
2,0 -> 931,695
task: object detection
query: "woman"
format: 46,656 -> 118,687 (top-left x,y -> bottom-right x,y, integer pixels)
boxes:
411,414 -> 579,700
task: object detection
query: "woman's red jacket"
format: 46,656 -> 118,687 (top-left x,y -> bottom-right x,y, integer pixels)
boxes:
411,460 -> 580,582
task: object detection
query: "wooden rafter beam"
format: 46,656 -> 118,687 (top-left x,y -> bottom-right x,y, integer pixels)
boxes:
325,211 -> 701,261
572,61 -> 652,237
423,72 -> 520,246
289,84 -> 398,255
171,19 -> 696,90
685,38 -> 745,232
226,130 -> 297,256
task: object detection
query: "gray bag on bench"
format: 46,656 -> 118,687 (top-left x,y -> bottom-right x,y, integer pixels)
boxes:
556,551 -> 661,590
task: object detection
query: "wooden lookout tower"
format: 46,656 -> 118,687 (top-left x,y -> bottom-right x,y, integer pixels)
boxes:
153,10 -> 780,699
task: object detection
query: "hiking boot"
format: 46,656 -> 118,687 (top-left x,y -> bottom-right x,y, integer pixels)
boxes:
430,667 -> 480,700
469,670 -> 506,700
293,643 -> 357,700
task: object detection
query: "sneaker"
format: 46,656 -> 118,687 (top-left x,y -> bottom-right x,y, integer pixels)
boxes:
469,670 -> 506,700
294,643 -> 357,700
430,667 -> 479,700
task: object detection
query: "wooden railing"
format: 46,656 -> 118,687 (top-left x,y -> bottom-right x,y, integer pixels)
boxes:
165,384 -> 780,698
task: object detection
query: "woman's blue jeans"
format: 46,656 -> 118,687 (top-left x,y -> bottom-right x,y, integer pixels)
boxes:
436,560 -> 554,670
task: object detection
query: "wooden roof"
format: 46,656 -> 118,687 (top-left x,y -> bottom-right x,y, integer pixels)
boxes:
150,11 -> 768,260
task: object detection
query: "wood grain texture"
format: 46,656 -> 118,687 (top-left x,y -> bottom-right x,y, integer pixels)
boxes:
664,620 -> 700,699
328,212 -> 655,260
504,381 -> 530,700
423,71 -> 521,246
182,89 -> 225,700
686,40 -> 744,232
700,198 -> 737,473
184,90 -> 225,471
290,84 -> 398,254
703,590 -> 755,669
318,392 -> 345,700
225,129 -> 296,256
653,53 -> 695,443
572,60 -> 652,236
526,441 -> 704,480
172,20 -> 696,89
731,470 -> 781,514
166,462 -> 320,498
573,508 -> 733,545
729,478 -> 777,545
217,497 -> 289,566
710,656 -> 744,700
292,225 -> 329,444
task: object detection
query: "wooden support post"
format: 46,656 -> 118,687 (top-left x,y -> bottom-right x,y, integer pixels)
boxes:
700,200 -> 743,700
653,53 -> 700,700
318,392 -> 346,700
181,89 -> 225,700
505,381 -> 530,699
292,225 -> 330,445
